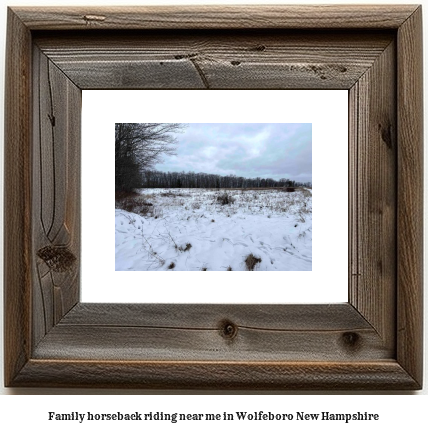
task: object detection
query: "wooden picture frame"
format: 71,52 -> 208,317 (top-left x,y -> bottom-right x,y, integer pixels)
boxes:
4,5 -> 423,389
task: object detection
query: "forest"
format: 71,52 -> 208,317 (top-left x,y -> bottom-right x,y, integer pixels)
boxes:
140,170 -> 310,189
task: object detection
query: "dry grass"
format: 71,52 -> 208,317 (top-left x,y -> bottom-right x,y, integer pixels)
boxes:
245,253 -> 262,271
216,192 -> 235,205
182,243 -> 192,252
115,190 -> 154,216
160,191 -> 190,198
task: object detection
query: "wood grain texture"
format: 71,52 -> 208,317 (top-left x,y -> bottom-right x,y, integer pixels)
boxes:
33,304 -> 391,362
12,5 -> 419,30
34,31 -> 393,90
349,41 -> 396,351
31,47 -> 81,348
12,360 -> 418,390
4,9 -> 32,387
60,303 -> 370,329
396,6 -> 423,387
4,6 -> 423,390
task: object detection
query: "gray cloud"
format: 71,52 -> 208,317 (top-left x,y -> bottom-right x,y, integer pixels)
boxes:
155,123 -> 312,182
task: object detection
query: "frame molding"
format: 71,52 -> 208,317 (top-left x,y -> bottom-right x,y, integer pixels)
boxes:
4,5 -> 423,389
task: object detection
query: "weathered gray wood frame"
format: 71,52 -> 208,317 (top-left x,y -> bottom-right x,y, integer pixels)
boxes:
4,5 -> 423,389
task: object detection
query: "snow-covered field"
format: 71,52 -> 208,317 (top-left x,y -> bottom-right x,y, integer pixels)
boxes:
115,188 -> 312,271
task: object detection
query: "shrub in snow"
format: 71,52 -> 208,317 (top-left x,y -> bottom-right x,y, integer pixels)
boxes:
245,253 -> 262,271
216,192 -> 235,205
115,191 -> 153,216
179,243 -> 192,252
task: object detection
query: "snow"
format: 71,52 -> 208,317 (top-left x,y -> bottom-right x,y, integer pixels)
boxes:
115,188 -> 312,271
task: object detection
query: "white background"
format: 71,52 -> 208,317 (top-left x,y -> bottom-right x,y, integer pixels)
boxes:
82,90 -> 348,303
0,0 -> 427,429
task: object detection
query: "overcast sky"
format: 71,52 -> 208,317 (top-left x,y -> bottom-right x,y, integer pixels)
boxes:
155,123 -> 312,182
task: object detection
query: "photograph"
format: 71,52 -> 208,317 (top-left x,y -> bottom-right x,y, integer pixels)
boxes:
115,123 -> 312,271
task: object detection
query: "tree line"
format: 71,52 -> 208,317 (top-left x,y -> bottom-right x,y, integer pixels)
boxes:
141,170 -> 311,189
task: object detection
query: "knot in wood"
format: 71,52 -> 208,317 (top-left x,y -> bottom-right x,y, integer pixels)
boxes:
249,44 -> 266,52
37,245 -> 76,272
219,320 -> 238,340
378,122 -> 393,149
341,332 -> 360,350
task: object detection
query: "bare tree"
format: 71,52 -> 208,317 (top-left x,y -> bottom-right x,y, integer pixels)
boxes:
115,123 -> 185,191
